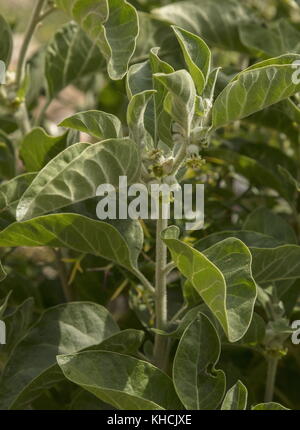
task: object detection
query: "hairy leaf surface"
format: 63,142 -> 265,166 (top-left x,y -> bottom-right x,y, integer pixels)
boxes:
57,351 -> 182,410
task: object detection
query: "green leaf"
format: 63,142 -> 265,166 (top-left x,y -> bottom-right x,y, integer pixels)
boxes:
0,290 -> 12,318
16,138 -> 140,221
153,0 -> 251,52
70,390 -> 114,410
252,402 -> 289,410
0,14 -> 13,65
172,25 -> 211,94
149,48 -> 174,147
163,232 -> 257,342
173,312 -> 226,410
45,22 -> 105,97
278,165 -> 300,194
0,214 -> 143,271
56,0 -> 139,80
127,90 -> 155,149
203,67 -> 221,101
206,142 -> 297,202
126,60 -> 153,97
246,99 -> 300,142
251,245 -> 300,284
94,329 -> 145,355
126,60 -> 156,142
154,70 -> 196,136
196,227 -> 300,288
221,380 -> 248,410
134,12 -> 176,63
0,298 -> 34,360
195,230 -> 300,290
243,208 -> 297,245
196,231 -> 282,251
0,302 -> 119,410
20,128 -> 69,172
212,54 -> 300,128
59,110 -> 123,140
57,351 -> 182,410
239,19 -> 300,57
0,173 -> 36,218
236,313 -> 266,347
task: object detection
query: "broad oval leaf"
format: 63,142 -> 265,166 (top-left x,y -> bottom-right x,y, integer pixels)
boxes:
95,329 -> 145,355
57,350 -> 182,410
163,232 -> 257,342
195,230 -> 300,288
20,128 -> 68,172
172,25 -> 211,94
127,90 -> 155,150
243,207 -> 297,245
16,138 -> 140,221
173,312 -> 226,410
126,60 -> 156,143
212,54 -> 300,128
221,380 -> 248,410
154,70 -> 196,136
150,48 -> 174,147
239,19 -> 300,57
59,110 -> 123,140
251,245 -> 300,284
153,0 -> 251,52
196,231 -> 282,251
0,302 -> 119,410
45,22 -> 105,97
56,0 -> 139,80
246,99 -> 300,142
0,213 -> 143,271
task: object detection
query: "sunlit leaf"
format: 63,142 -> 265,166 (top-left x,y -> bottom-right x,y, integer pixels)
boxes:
57,350 -> 182,410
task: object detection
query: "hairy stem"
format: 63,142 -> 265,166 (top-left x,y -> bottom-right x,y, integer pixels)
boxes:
264,355 -> 279,403
153,216 -> 169,370
15,0 -> 46,89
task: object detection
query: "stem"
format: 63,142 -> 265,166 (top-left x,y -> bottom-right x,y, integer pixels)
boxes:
16,102 -> 31,135
171,141 -> 188,175
52,249 -> 75,302
15,0 -> 46,90
170,304 -> 188,323
163,262 -> 176,276
171,131 -> 192,176
36,5 -> 57,23
264,356 -> 279,403
153,216 -> 169,370
132,268 -> 155,294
